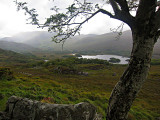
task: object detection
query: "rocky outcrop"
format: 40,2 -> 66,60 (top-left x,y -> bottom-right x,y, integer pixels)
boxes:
0,96 -> 101,120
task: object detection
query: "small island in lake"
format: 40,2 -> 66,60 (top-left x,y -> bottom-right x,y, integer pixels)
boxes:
109,57 -> 121,63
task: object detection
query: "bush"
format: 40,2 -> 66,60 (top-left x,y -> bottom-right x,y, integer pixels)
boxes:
0,67 -> 15,81
33,57 -> 110,69
53,66 -> 78,74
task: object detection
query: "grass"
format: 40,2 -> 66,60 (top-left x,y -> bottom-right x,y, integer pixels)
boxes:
0,62 -> 160,119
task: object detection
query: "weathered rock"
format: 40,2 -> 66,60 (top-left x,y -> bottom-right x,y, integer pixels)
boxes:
0,111 -> 10,120
54,66 -> 79,75
0,96 -> 101,120
78,72 -> 88,76
82,72 -> 89,76
155,117 -> 160,120
0,112 -> 6,120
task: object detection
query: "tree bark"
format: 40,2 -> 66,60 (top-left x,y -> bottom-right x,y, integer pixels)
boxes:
106,30 -> 156,120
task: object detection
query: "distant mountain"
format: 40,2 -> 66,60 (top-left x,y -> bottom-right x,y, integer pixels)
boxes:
0,31 -> 58,51
64,31 -> 133,56
1,31 -> 52,43
1,30 -> 160,58
0,31 -> 96,51
0,41 -> 41,54
66,31 -> 160,58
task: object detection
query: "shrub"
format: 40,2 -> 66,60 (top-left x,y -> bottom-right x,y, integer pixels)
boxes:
0,67 -> 15,81
53,66 -> 78,74
33,57 -> 109,69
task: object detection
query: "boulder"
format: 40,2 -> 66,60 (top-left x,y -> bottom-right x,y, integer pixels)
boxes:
0,96 -> 101,120
155,117 -> 160,120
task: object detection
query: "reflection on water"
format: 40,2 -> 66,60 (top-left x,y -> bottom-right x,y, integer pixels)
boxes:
80,55 -> 129,64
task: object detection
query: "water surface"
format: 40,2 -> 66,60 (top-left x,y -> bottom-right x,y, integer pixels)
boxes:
80,55 -> 129,64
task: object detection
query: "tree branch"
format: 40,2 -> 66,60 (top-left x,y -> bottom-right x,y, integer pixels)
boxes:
15,0 -> 135,42
51,9 -> 116,43
115,0 -> 129,12
108,0 -> 134,28
74,9 -> 117,32
99,9 -> 115,18
109,0 -> 121,14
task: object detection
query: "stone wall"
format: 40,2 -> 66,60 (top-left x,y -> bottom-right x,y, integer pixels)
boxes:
0,96 -> 102,120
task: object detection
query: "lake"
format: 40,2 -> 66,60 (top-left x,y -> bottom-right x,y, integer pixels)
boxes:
80,55 -> 129,64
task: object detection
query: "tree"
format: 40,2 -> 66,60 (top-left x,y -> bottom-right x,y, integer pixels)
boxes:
16,0 -> 160,119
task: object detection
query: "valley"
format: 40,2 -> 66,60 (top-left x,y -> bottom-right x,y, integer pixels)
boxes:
0,49 -> 160,119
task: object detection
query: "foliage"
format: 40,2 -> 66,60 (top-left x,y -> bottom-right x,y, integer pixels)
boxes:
32,57 -> 110,68
29,57 -> 110,75
0,67 -> 15,81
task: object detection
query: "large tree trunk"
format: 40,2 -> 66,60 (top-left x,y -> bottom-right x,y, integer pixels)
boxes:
106,30 -> 156,120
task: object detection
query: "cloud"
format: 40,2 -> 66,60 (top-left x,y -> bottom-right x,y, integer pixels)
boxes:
0,20 -> 6,30
0,0 -> 130,38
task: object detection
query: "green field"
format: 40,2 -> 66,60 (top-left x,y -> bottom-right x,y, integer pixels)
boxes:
0,57 -> 160,120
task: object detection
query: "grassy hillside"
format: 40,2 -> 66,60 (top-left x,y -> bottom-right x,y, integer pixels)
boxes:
0,48 -> 39,66
0,57 -> 160,120
0,41 -> 41,53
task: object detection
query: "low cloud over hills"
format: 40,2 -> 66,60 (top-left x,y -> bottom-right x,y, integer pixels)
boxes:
0,30 -> 160,58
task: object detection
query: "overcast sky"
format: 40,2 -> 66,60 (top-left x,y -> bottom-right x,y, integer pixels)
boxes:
0,0 -> 130,38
